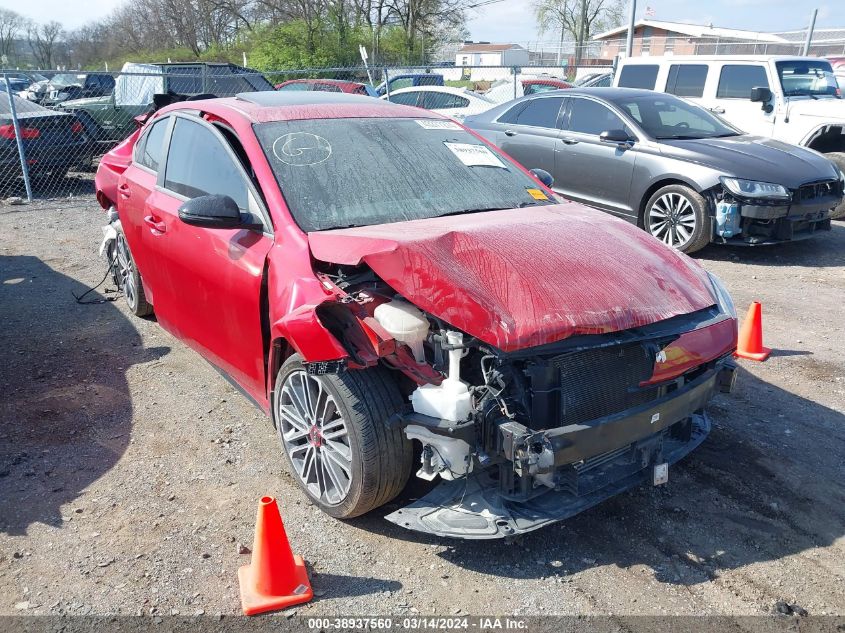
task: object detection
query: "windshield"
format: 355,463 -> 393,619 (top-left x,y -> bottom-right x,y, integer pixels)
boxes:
614,94 -> 740,139
776,60 -> 840,97
50,74 -> 84,88
254,118 -> 555,232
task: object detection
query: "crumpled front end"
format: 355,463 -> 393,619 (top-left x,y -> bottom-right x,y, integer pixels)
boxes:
305,205 -> 738,538
383,308 -> 737,538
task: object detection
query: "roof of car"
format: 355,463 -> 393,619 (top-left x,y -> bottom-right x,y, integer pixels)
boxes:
527,87 -> 663,100
163,91 -> 441,123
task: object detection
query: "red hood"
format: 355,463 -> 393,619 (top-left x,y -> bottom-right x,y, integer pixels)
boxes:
308,204 -> 716,352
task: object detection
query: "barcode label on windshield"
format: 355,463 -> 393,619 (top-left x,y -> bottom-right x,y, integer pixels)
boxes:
444,142 -> 506,168
416,119 -> 462,131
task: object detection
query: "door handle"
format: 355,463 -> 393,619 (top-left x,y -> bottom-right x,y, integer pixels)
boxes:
118,183 -> 131,198
709,106 -> 726,114
144,215 -> 166,234
561,137 -> 579,145
504,129 -> 516,137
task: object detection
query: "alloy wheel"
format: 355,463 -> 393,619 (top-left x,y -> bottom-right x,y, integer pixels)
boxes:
115,233 -> 137,310
278,370 -> 352,506
648,192 -> 697,249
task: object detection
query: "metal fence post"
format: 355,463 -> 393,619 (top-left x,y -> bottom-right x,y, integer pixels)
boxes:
513,66 -> 518,100
4,73 -> 33,203
383,67 -> 391,99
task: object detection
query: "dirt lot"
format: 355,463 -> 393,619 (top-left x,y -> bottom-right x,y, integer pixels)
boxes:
1,192 -> 844,620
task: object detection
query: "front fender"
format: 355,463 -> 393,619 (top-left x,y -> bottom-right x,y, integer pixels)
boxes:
270,302 -> 349,363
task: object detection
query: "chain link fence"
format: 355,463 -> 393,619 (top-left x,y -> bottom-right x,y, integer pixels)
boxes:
0,63 -> 610,205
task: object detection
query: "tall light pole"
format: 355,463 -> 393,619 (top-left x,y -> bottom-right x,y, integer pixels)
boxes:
802,8 -> 818,56
625,0 -> 637,57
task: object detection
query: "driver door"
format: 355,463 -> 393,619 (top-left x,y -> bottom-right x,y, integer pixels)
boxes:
555,96 -> 638,217
140,115 -> 274,402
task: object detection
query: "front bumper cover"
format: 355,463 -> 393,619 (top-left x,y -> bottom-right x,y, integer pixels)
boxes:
385,363 -> 733,539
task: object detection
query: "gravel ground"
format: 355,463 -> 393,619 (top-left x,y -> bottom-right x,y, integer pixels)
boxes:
1,193 -> 844,619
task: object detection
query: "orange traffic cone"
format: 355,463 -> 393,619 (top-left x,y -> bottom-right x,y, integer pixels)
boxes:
735,301 -> 771,361
238,496 -> 313,616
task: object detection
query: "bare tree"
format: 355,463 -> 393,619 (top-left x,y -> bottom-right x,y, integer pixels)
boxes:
0,8 -> 23,65
27,20 -> 64,69
386,0 -> 467,62
535,0 -> 624,65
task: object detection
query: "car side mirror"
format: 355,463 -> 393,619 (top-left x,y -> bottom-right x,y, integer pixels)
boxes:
530,168 -> 553,188
178,194 -> 261,230
599,129 -> 634,145
749,86 -> 772,103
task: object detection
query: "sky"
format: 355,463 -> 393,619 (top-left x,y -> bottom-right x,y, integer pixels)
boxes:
465,0 -> 839,43
0,0 -> 839,38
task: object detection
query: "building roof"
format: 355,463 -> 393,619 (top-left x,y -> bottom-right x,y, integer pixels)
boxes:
592,19 -> 786,43
458,43 -> 525,53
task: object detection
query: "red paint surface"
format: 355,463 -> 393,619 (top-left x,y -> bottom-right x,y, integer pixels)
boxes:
308,205 -> 717,352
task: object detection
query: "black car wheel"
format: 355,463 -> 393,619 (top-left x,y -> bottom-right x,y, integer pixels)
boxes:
273,354 -> 413,519
644,184 -> 711,254
114,230 -> 152,317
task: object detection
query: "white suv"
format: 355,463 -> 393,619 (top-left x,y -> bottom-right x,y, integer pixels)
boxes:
613,55 -> 845,215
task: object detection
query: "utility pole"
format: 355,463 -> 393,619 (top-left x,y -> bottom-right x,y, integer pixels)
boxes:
625,0 -> 636,57
802,8 -> 818,56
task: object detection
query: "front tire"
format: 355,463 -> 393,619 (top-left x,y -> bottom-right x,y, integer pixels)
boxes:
273,355 -> 413,518
643,184 -> 711,254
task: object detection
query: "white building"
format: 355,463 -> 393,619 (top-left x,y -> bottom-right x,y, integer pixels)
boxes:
455,43 -> 530,67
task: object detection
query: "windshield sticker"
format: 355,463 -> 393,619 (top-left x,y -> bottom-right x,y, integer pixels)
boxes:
416,119 -> 462,131
443,142 -> 506,169
272,132 -> 332,166
526,188 -> 549,201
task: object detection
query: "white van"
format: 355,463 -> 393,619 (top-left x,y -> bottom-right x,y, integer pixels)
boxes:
612,55 -> 845,214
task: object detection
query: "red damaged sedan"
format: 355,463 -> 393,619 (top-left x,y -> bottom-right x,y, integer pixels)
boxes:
95,91 -> 738,539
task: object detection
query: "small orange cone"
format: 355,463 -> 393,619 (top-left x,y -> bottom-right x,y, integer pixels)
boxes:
238,496 -> 313,616
735,301 -> 771,361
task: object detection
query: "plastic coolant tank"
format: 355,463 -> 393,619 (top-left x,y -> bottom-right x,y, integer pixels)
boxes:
373,300 -> 429,362
411,330 -> 472,423
411,380 -> 472,423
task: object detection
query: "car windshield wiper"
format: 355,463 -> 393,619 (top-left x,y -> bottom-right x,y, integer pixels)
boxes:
785,90 -> 819,99
655,134 -> 705,140
436,202 -> 541,218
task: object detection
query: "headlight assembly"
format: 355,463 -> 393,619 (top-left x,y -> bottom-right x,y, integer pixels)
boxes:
720,177 -> 790,201
707,272 -> 736,319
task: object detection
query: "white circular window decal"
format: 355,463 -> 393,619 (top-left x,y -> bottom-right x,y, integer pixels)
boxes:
272,132 -> 332,166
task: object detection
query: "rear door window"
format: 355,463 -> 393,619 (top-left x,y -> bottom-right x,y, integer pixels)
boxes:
421,92 -> 469,109
666,64 -> 708,97
512,96 -> 564,128
717,65 -> 769,98
389,91 -> 421,106
135,117 -> 169,172
618,64 -> 659,89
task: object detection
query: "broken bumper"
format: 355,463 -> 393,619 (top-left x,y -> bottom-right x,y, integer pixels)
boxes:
385,363 -> 733,539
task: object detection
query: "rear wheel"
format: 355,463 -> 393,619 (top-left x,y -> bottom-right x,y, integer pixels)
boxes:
824,152 -> 845,220
114,230 -> 152,317
644,184 -> 711,254
273,355 -> 413,518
